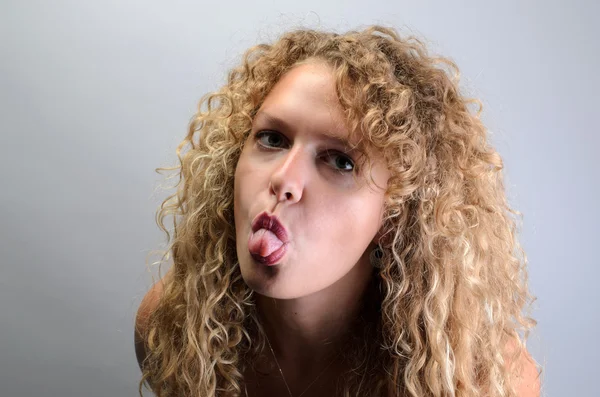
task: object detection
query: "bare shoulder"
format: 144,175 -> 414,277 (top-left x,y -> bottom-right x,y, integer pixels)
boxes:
504,337 -> 541,397
134,268 -> 173,371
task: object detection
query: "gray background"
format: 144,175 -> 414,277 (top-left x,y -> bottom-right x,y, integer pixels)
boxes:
1,1 -> 597,396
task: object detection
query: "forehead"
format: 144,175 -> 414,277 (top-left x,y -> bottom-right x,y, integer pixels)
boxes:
254,62 -> 362,148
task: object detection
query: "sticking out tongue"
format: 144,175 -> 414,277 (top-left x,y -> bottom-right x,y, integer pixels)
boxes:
248,229 -> 284,257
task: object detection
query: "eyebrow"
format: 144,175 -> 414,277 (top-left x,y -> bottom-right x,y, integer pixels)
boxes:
253,110 -> 359,151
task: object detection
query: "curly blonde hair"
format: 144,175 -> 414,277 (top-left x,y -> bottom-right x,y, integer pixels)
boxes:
137,25 -> 539,397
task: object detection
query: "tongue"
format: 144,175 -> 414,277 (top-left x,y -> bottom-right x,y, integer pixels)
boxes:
248,229 -> 284,257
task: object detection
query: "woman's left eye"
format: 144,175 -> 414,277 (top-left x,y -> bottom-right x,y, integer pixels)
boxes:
323,150 -> 355,172
255,131 -> 355,173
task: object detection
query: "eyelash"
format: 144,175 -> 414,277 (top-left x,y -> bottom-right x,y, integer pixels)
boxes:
254,130 -> 356,174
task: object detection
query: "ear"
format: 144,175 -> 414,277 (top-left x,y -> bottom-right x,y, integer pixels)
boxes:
373,205 -> 389,246
372,229 -> 384,246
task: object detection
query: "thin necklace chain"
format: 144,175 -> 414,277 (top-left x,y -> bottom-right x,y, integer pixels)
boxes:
264,332 -> 339,397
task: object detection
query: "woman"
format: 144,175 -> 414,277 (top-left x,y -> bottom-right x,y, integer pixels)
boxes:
134,25 -> 541,397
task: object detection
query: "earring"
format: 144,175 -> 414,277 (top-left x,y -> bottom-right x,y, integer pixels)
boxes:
369,245 -> 384,268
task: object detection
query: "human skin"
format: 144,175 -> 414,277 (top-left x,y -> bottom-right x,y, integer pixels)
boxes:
233,60 -> 391,392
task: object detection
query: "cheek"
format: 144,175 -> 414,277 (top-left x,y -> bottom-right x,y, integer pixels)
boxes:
233,155 -> 266,226
236,173 -> 258,200
233,156 -> 251,223
234,155 -> 254,202
318,195 -> 382,248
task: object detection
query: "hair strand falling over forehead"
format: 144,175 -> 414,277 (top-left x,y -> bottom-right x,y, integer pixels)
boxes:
137,24 -> 540,397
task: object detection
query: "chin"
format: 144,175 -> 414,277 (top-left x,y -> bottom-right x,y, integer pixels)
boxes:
238,261 -> 303,300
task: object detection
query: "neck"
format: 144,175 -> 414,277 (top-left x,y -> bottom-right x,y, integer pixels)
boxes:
255,261 -> 376,368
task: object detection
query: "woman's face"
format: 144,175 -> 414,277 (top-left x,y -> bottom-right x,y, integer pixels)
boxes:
233,61 -> 390,299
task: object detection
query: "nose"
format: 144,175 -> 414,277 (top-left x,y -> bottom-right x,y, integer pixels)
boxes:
269,145 -> 308,204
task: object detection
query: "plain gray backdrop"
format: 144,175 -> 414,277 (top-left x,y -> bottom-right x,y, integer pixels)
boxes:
1,1 -> 598,396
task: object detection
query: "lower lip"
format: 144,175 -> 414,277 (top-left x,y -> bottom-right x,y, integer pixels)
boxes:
250,243 -> 288,266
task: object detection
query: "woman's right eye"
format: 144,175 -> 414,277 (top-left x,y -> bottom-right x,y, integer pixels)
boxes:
255,130 -> 287,149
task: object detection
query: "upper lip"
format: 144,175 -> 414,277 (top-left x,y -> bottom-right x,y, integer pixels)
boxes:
251,211 -> 289,243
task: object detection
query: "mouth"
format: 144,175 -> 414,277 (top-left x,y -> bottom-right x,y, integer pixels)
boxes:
251,211 -> 289,244
249,211 -> 290,266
